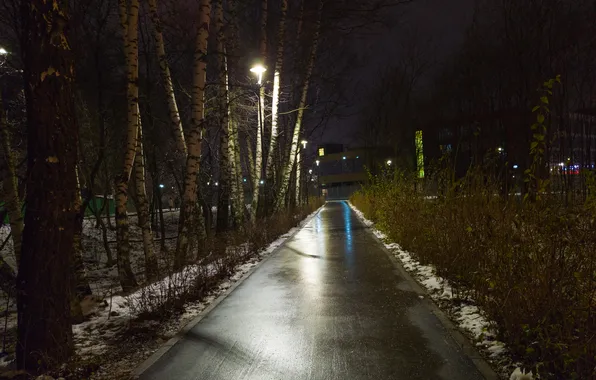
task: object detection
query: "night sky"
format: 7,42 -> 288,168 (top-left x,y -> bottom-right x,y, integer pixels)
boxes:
319,0 -> 474,146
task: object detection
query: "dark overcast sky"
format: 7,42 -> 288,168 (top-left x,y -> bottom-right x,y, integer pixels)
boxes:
317,0 -> 475,147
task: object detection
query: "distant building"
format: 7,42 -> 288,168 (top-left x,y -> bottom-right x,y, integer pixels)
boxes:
313,144 -> 394,199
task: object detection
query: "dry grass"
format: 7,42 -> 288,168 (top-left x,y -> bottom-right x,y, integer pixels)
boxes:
132,197 -> 324,319
352,170 -> 596,379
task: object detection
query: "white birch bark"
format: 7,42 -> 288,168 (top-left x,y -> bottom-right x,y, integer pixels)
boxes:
215,0 -> 230,233
264,0 -> 288,202
133,119 -> 158,281
175,0 -> 211,268
276,0 -> 322,211
229,115 -> 245,227
115,0 -> 140,291
147,0 -> 187,157
295,150 -> 302,205
250,0 -> 268,222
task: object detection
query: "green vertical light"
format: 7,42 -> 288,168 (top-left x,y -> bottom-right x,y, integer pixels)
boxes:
416,130 -> 424,178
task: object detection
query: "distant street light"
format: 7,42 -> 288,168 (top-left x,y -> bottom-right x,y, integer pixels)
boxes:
250,64 -> 267,85
301,140 -> 308,149
497,147 -> 504,153
315,160 -> 320,166
342,156 -> 346,160
259,179 -> 265,185
215,182 -> 219,186
0,48 -> 7,55
513,164 -> 518,169
386,160 -> 392,166
159,184 -> 165,188
308,169 -> 313,174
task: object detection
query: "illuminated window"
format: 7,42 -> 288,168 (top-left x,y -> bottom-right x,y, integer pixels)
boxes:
318,148 -> 325,157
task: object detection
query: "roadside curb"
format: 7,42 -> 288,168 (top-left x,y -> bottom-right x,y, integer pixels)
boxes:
133,204 -> 325,378
353,206 -> 500,380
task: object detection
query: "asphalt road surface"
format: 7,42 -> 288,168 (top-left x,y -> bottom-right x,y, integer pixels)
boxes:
138,201 -> 487,380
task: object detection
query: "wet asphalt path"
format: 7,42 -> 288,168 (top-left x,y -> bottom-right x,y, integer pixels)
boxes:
139,201 -> 486,380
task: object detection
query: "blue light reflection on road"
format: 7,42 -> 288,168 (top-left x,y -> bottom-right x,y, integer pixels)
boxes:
342,202 -> 354,270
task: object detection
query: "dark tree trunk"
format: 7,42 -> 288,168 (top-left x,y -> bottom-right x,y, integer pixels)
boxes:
17,0 -> 78,372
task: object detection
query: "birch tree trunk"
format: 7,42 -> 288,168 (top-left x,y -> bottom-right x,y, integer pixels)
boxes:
133,121 -> 158,281
115,0 -> 140,291
229,115 -> 245,227
147,0 -> 186,157
276,0 -> 322,211
249,0 -> 268,222
295,150 -> 302,205
0,92 -> 23,263
18,0 -> 78,370
264,0 -> 288,213
215,0 -> 230,233
174,0 -> 211,269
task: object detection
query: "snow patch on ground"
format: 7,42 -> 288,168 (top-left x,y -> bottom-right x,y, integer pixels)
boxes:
509,367 -> 534,380
349,202 -> 515,379
84,206 -> 323,379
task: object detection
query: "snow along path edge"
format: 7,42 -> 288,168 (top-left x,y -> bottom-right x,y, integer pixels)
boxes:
132,204 -> 325,378
348,201 -> 503,380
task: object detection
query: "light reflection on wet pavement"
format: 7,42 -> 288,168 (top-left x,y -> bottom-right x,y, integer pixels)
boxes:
139,201 -> 486,380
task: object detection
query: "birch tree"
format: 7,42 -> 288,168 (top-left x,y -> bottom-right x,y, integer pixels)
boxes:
147,0 -> 187,157
18,0 -> 78,370
264,0 -> 288,201
175,0 -> 211,268
249,0 -> 268,222
133,121 -> 158,281
277,0 -> 322,211
215,0 -> 231,233
229,114 -> 244,226
115,0 -> 140,291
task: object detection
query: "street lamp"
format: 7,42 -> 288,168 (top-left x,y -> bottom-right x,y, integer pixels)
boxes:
315,160 -> 320,166
386,160 -> 392,166
301,140 -> 308,149
250,64 -> 267,85
159,184 -> 165,188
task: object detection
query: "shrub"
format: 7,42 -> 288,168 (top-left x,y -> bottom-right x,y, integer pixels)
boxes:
352,168 -> 596,379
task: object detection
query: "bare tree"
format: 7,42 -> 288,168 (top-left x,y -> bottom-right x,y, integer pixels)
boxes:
175,0 -> 211,268
115,0 -> 141,291
277,0 -> 323,210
